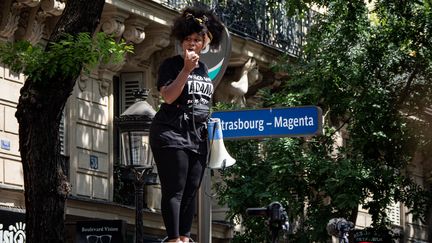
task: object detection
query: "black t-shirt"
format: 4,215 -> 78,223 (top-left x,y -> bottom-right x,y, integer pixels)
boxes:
149,55 -> 213,154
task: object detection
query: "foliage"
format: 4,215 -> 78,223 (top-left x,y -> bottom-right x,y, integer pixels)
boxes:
216,0 -> 432,242
214,139 -> 271,242
0,32 -> 133,82
113,166 -> 136,206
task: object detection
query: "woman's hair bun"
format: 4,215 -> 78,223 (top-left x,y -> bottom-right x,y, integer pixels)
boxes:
171,6 -> 225,48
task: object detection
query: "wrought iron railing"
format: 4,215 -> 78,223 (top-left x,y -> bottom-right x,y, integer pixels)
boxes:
157,0 -> 316,56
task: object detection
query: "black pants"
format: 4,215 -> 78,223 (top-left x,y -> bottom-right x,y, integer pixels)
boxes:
153,147 -> 207,240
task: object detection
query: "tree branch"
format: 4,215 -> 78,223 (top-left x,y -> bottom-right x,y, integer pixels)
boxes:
397,66 -> 418,107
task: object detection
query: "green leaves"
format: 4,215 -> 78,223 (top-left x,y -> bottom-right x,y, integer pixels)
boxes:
0,32 -> 133,82
216,0 -> 432,242
0,41 -> 45,79
287,0 -> 432,230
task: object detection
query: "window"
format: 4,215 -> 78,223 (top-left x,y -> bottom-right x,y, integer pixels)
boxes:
386,201 -> 401,226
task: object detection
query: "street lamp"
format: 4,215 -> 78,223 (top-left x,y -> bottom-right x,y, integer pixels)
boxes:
116,89 -> 156,243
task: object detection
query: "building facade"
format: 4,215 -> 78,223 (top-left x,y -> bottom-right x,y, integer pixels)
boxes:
0,0 -> 284,242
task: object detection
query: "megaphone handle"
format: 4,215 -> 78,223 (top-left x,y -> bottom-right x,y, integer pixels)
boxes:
207,119 -> 219,168
207,121 -> 216,168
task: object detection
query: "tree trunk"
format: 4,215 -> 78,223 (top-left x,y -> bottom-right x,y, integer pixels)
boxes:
348,206 -> 359,243
428,184 -> 432,242
15,0 -> 105,242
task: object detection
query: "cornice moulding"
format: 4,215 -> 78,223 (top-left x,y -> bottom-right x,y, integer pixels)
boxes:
105,0 -> 178,27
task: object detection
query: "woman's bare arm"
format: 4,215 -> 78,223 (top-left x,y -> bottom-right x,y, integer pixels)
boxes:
160,49 -> 199,104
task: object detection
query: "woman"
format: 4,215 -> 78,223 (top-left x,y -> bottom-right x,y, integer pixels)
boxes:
149,6 -> 224,243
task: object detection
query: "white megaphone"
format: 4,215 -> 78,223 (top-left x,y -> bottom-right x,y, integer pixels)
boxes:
207,118 -> 236,169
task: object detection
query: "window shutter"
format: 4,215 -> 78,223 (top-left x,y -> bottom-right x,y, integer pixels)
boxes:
59,109 -> 66,155
118,72 -> 146,166
120,72 -> 144,113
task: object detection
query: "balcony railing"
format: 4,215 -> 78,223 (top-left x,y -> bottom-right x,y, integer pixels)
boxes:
157,0 -> 316,56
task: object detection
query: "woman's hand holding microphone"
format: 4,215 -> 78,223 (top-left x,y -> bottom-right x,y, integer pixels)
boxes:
184,49 -> 199,73
159,49 -> 199,104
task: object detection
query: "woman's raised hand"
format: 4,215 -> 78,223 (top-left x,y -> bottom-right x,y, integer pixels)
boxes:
184,49 -> 199,72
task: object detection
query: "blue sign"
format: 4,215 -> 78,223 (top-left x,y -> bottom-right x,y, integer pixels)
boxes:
90,155 -> 98,170
1,139 -> 11,150
211,106 -> 322,139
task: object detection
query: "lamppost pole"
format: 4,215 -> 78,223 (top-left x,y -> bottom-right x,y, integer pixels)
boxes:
133,168 -> 148,243
116,89 -> 156,243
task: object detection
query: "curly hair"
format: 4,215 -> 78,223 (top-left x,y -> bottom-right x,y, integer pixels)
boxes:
171,6 -> 225,48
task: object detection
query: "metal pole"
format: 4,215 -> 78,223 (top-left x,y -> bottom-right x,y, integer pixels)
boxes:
198,168 -> 212,243
134,169 -> 146,243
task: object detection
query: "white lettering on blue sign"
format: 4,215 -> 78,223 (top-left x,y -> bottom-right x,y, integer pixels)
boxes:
273,116 -> 315,130
219,116 -> 315,132
211,106 -> 323,139
90,155 -> 98,170
220,119 -> 265,132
